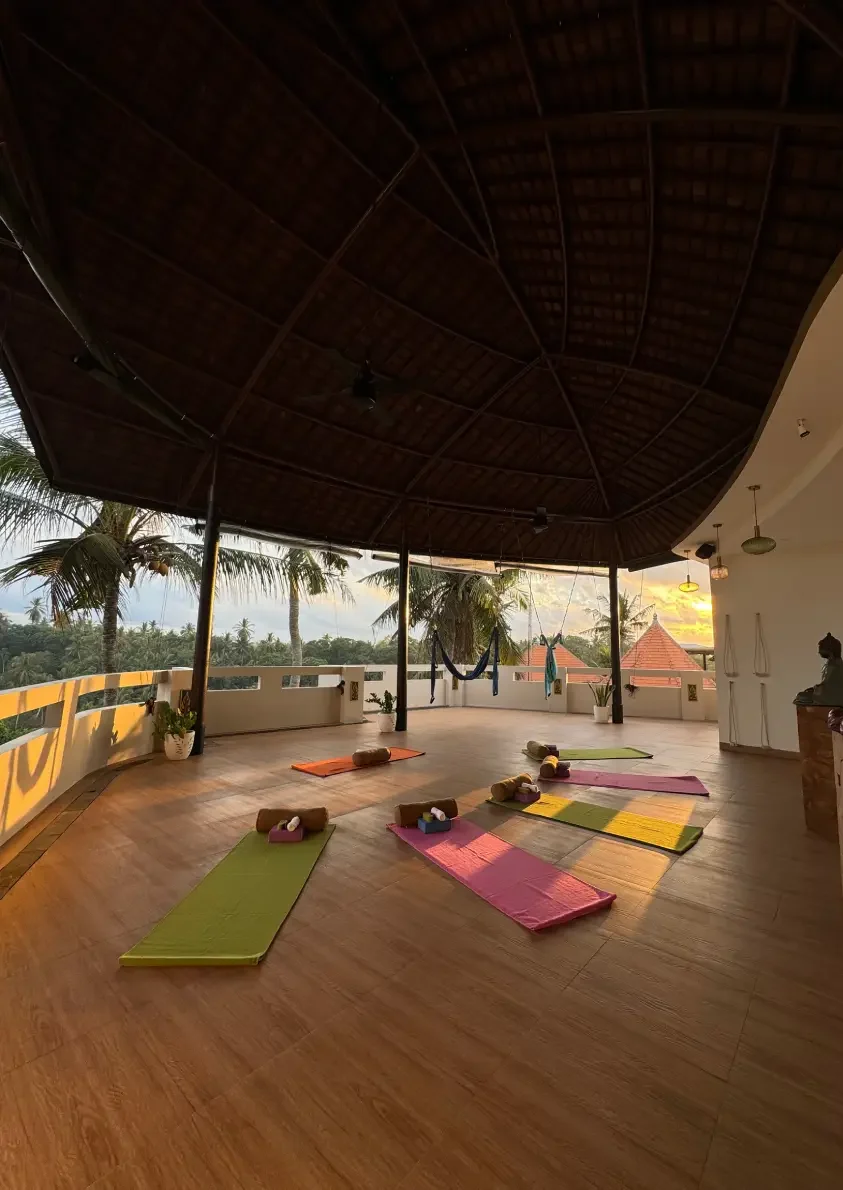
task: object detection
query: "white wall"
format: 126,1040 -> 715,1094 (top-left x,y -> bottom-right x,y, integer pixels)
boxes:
712,544 -> 843,753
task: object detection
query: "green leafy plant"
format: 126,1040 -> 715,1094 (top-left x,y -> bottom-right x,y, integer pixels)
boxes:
366,690 -> 396,714
588,677 -> 613,706
155,701 -> 197,739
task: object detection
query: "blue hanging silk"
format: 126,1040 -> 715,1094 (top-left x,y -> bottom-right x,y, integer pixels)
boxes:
430,628 -> 499,703
539,633 -> 562,699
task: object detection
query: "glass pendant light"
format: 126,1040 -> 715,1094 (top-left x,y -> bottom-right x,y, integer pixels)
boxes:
741,485 -> 776,555
710,522 -> 729,580
678,549 -> 699,594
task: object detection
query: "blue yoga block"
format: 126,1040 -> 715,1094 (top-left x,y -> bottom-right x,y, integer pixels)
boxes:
417,815 -> 452,834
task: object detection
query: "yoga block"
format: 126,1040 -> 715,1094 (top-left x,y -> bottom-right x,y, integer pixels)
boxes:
268,825 -> 305,843
417,815 -> 452,834
515,788 -> 540,804
545,745 -> 559,757
395,797 -> 459,828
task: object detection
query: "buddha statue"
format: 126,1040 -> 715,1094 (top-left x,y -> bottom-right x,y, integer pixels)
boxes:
794,633 -> 843,707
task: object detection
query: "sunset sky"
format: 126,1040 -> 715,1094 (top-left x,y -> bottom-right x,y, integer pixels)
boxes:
0,543 -> 713,649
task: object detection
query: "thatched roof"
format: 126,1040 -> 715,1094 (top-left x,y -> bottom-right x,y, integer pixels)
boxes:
2,1 -> 842,565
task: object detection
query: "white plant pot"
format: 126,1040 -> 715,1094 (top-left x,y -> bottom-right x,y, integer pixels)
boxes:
164,730 -> 195,760
377,712 -> 396,733
592,706 -> 611,724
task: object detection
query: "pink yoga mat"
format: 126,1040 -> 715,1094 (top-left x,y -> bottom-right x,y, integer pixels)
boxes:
387,818 -> 615,931
541,770 -> 709,797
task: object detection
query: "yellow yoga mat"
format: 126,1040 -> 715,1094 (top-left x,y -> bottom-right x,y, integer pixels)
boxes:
487,792 -> 702,854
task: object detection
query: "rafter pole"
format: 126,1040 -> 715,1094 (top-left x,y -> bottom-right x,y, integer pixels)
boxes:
180,147 -> 420,504
608,564 -> 624,724
774,0 -> 843,60
422,106 -> 843,150
367,357 -> 539,542
189,446 -> 220,756
504,0 -> 570,354
196,0 -> 488,266
597,0 -> 655,415
619,21 -> 798,472
318,1 -> 612,516
395,526 -> 410,732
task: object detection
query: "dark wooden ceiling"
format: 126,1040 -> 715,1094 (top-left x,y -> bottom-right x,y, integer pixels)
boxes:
1,0 -> 843,565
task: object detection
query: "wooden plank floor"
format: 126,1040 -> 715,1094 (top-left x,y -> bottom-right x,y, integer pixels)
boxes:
1,708 -> 841,1189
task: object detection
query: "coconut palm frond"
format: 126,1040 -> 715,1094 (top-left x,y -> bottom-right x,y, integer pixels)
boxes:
0,436 -> 96,540
0,532 -> 127,623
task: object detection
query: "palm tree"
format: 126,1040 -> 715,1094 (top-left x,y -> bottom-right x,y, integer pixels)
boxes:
6,651 -> 48,687
25,596 -> 46,624
0,431 -> 296,694
362,564 -> 527,664
277,549 -> 351,687
588,590 -> 655,656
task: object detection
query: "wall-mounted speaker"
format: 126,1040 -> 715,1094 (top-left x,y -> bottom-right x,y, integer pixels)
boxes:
695,542 -> 716,560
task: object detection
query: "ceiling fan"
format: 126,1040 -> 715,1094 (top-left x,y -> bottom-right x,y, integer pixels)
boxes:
291,349 -> 435,414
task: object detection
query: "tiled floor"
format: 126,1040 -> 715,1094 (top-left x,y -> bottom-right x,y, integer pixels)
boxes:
0,708 -> 841,1189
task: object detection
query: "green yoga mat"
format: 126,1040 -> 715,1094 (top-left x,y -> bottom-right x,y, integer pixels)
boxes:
553,747 -> 653,760
487,793 -> 701,854
120,826 -> 334,967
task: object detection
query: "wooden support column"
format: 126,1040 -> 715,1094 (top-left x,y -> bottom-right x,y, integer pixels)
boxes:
395,532 -> 410,732
189,449 -> 220,754
609,564 -> 624,725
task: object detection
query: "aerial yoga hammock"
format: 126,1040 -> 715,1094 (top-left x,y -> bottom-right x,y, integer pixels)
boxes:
430,628 -> 499,703
534,566 -> 581,698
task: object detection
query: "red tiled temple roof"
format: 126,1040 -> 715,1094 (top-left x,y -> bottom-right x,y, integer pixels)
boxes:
621,616 -> 714,688
520,643 -> 586,682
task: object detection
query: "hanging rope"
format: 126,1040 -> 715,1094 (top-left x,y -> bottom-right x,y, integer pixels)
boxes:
535,566 -> 582,698
429,628 -> 499,703
723,614 -> 739,676
760,682 -> 771,749
728,679 -> 739,746
753,612 -> 770,677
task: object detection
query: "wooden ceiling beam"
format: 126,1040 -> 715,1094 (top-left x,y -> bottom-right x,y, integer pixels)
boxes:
774,1 -> 843,60
422,106 -> 843,151
180,146 -> 420,503
504,0 -> 570,353
620,21 -> 800,472
313,0 -> 615,523
595,0 -> 655,421
197,0 -> 489,268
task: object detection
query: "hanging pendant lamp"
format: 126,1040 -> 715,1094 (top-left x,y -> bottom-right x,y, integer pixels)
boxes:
678,549 -> 699,594
710,523 -> 729,580
741,485 -> 776,555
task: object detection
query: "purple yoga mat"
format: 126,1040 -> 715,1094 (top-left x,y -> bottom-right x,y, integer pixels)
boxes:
387,817 -> 615,931
542,769 -> 709,797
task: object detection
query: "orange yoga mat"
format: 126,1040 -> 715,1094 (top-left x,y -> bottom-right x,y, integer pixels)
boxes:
291,748 -> 425,778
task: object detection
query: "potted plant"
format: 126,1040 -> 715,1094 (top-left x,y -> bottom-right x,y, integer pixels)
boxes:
588,677 -> 613,724
155,699 -> 198,760
366,690 -> 397,732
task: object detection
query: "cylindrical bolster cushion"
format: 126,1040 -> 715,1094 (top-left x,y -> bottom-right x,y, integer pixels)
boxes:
395,797 -> 459,828
539,755 -> 561,778
489,772 -> 533,801
255,806 -> 329,833
525,739 -> 549,761
352,746 -> 391,767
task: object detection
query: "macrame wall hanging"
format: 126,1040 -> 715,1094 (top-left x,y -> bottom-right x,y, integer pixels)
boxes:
753,612 -> 770,677
723,614 -> 739,677
728,679 -> 739,746
759,682 -> 771,749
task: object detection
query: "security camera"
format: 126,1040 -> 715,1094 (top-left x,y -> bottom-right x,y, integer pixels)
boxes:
797,418 -> 810,439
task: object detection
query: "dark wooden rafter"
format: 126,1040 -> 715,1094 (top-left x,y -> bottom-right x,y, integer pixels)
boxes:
619,431 -> 754,519
324,1 -> 613,518
180,146 -> 421,504
21,35 -> 527,369
620,20 -> 799,473
596,0 -> 655,417
196,0 -> 489,266
390,0 -> 498,259
503,0 -> 569,354
366,357 -> 539,542
0,25 -> 206,446
422,106 -> 843,151
774,0 -> 843,59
